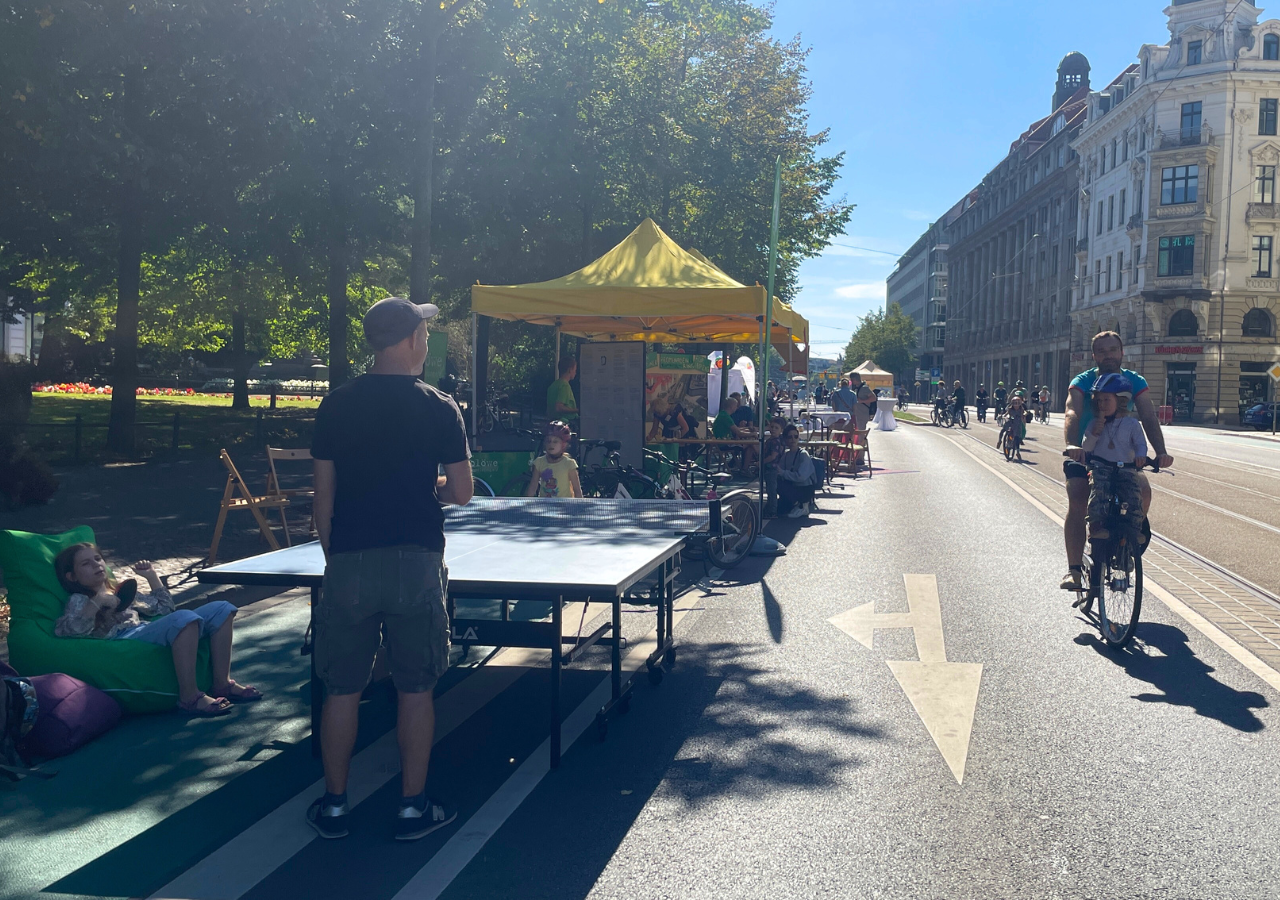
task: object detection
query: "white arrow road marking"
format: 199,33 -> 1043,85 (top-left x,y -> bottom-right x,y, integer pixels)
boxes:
829,574 -> 982,784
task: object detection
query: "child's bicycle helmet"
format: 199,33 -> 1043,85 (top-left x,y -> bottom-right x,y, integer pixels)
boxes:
1091,373 -> 1133,399
545,420 -> 572,440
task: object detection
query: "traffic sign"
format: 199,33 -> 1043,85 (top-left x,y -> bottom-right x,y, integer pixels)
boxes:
1269,362 -> 1280,382
915,369 -> 928,381
931,368 -> 941,378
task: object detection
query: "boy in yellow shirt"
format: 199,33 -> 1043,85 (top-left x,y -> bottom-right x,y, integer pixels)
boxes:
525,421 -> 583,498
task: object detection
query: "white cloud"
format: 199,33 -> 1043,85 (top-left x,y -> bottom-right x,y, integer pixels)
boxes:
901,209 -> 935,222
834,283 -> 888,301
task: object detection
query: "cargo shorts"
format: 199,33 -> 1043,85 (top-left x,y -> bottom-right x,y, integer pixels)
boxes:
316,547 -> 450,696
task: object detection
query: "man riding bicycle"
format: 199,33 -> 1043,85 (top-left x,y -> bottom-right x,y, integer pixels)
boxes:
993,381 -> 1008,420
1060,332 -> 1174,591
950,380 -> 967,427
974,385 -> 989,423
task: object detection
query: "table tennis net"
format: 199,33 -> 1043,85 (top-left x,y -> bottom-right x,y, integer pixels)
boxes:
445,497 -> 712,535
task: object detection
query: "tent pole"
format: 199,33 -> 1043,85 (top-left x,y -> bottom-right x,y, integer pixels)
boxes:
759,156 -> 782,519
554,322 -> 561,378
470,312 -> 478,439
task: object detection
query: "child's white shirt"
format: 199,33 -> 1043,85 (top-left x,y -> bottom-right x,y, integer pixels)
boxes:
1083,415 -> 1147,464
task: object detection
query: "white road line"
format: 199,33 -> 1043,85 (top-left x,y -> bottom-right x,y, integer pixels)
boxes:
940,432 -> 1280,697
391,610 -> 691,900
149,655 -> 534,900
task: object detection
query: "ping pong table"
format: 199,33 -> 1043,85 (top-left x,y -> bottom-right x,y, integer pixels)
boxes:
198,497 -> 715,766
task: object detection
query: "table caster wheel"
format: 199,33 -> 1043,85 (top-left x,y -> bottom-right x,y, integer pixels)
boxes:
647,666 -> 664,686
595,713 -> 608,742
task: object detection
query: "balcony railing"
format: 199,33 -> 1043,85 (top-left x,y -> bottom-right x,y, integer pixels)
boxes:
1157,124 -> 1213,150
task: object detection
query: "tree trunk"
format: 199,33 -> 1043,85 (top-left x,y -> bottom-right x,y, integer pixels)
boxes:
409,27 -> 440,304
231,300 -> 250,409
106,177 -> 143,454
327,178 -> 349,388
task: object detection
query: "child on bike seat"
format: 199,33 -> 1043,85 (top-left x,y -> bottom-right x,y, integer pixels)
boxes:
1081,373 -> 1147,541
525,421 -> 583,498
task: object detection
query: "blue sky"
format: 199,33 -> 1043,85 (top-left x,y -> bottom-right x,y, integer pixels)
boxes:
769,0 -> 1171,359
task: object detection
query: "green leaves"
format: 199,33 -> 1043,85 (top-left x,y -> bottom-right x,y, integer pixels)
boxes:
844,303 -> 918,380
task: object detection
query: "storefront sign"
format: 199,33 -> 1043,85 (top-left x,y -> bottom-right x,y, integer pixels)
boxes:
1155,345 -> 1204,355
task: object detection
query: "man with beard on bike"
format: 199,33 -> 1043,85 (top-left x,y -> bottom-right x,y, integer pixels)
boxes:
1060,331 -> 1174,592
974,384 -> 989,423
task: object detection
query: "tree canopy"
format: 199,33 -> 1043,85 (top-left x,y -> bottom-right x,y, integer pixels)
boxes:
843,303 -> 918,381
1,0 -> 851,449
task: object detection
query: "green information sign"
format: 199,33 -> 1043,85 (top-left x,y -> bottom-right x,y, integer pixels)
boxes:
646,352 -> 711,373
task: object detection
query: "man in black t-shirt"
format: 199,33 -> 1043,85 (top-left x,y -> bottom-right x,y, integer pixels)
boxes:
306,297 -> 472,843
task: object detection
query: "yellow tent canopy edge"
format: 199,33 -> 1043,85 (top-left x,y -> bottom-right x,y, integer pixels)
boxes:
471,218 -> 808,347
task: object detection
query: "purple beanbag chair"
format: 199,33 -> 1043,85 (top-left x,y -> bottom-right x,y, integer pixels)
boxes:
1,662 -> 122,758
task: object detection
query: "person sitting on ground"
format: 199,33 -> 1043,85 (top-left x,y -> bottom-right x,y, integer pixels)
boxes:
53,543 -> 258,716
1077,374 -> 1147,541
775,424 -> 818,518
525,420 -> 582,498
762,418 -> 785,518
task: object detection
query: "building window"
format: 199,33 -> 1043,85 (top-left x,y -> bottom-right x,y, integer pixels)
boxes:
1168,309 -> 1199,336
1094,260 -> 1102,294
1119,189 -> 1127,224
1262,99 -> 1279,136
1253,235 -> 1273,277
1266,34 -> 1280,61
1140,129 -> 1147,152
1106,256 -> 1113,292
1181,101 -> 1202,143
1052,245 -> 1059,276
1108,195 -> 1115,231
1117,251 -> 1125,290
1187,41 -> 1203,66
1257,165 -> 1276,203
1112,139 -> 1118,168
1058,146 -> 1065,168
1161,165 -> 1199,204
1244,307 -> 1274,337
1123,136 -> 1130,163
1158,235 -> 1196,277
1097,201 -> 1105,235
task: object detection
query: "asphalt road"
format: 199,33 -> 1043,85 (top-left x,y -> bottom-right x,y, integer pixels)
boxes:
423,421 -> 1280,900
942,406 -> 1280,597
40,420 -> 1279,900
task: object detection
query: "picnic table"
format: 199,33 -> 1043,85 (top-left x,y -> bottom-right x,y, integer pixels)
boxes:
199,497 -> 718,766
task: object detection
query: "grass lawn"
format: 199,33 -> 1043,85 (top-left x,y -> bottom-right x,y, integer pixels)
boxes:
893,410 -> 926,423
22,394 -> 321,462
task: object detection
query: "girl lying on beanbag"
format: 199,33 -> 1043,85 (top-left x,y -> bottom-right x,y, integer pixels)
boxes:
52,542 -> 262,716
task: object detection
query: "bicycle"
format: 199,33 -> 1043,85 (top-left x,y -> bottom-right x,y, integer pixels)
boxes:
996,419 -> 1023,462
948,404 -> 968,429
975,403 -> 988,424
1065,454 -> 1159,647
931,402 -> 950,427
994,402 -> 1007,425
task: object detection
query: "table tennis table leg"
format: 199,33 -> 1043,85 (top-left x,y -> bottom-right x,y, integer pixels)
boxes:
310,585 -> 322,759
551,596 -> 562,768
611,595 -> 623,704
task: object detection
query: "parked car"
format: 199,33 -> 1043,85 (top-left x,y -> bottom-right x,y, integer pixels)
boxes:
1242,402 -> 1280,430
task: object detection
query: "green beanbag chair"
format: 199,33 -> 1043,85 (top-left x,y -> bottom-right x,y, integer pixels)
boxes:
0,527 -> 212,713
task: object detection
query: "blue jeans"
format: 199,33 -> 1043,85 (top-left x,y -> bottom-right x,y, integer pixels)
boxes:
116,601 -> 237,647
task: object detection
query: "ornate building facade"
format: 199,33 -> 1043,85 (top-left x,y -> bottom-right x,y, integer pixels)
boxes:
1071,0 -> 1280,424
942,55 -> 1090,404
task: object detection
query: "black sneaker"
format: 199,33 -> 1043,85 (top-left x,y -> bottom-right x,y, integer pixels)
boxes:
306,796 -> 350,839
395,795 -> 457,842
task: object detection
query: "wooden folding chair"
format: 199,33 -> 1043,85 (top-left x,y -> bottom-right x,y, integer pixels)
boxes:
208,449 -> 291,564
265,446 -> 315,542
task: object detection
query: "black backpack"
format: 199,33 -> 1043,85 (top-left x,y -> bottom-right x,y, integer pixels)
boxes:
1,672 -> 52,781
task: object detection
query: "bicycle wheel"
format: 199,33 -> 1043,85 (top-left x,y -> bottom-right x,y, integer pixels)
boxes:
1097,539 -> 1143,647
472,477 -> 496,498
706,489 -> 759,568
931,408 -> 941,426
1001,428 -> 1014,461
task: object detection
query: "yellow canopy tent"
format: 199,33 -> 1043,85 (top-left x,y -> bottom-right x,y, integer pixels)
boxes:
471,218 -> 808,352
846,360 -> 894,393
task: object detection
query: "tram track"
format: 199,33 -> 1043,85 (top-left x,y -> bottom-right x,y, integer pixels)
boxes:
938,423 -> 1280,614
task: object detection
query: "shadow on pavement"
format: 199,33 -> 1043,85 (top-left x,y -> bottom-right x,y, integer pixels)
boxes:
1075,621 -> 1269,732
439,641 -> 885,900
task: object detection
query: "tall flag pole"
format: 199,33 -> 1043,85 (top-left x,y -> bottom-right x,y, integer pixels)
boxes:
759,156 -> 782,513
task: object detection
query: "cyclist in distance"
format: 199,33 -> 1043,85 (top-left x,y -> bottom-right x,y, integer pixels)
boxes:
1060,331 -> 1174,591
951,380 -> 967,426
993,381 -> 1008,419
974,384 -> 989,423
